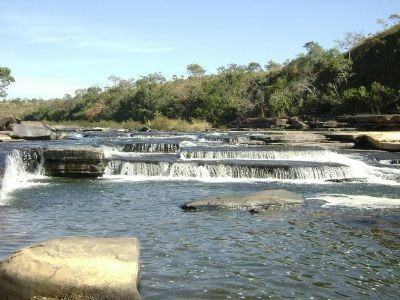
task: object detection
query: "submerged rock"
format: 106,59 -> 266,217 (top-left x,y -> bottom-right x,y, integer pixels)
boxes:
43,147 -> 105,178
326,178 -> 367,183
0,237 -> 141,300
181,189 -> 304,211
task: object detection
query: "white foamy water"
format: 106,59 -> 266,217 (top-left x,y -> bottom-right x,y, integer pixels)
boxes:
312,194 -> 400,209
102,144 -> 400,185
0,150 -> 46,204
180,149 -> 334,161
104,159 -> 353,183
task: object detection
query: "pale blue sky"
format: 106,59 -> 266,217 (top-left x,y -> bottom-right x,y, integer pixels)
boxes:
1,0 -> 399,99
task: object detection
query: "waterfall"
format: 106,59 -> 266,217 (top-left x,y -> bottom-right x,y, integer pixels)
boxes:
104,160 -> 352,182
0,149 -> 45,204
121,143 -> 180,153
180,149 -> 334,161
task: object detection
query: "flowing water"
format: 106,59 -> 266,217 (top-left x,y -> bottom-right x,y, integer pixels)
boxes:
0,131 -> 400,299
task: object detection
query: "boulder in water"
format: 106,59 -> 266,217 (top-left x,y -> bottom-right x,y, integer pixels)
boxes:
181,189 -> 304,211
43,147 -> 105,177
12,122 -> 57,140
0,237 -> 141,300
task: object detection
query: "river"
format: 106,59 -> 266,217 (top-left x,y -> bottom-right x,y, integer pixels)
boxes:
0,131 -> 399,299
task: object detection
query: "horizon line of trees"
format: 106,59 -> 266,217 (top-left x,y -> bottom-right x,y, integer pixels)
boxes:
1,17 -> 399,125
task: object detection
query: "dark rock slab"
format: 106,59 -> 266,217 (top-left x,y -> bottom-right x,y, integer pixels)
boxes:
43,147 -> 105,177
250,132 -> 325,143
181,189 -> 304,211
0,116 -> 19,131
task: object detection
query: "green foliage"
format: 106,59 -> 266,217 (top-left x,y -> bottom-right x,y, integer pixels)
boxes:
2,22 -> 399,126
0,67 -> 15,98
186,64 -> 206,78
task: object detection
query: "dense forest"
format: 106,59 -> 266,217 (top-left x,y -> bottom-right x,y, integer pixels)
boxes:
1,22 -> 399,127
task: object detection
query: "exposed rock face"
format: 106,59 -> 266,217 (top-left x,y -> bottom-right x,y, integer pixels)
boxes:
0,116 -> 19,131
288,117 -> 309,130
53,124 -> 81,132
250,132 -> 325,143
12,122 -> 57,140
355,132 -> 400,151
337,114 -> 400,130
230,117 -> 290,129
0,237 -> 141,300
43,147 -> 105,177
181,189 -> 304,211
0,133 -> 12,142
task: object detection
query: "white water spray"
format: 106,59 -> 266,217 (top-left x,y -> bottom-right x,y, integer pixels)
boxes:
0,150 -> 45,204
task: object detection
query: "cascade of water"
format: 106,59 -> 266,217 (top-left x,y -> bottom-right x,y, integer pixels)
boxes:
104,160 -> 171,177
122,143 -> 180,153
104,160 -> 353,181
0,149 -> 45,204
180,149 -> 334,161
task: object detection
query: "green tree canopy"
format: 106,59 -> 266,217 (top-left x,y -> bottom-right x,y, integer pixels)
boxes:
0,67 -> 15,98
186,64 -> 206,78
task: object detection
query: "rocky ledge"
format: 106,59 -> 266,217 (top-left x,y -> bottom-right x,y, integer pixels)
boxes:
0,237 -> 141,300
181,189 -> 304,212
43,147 -> 106,178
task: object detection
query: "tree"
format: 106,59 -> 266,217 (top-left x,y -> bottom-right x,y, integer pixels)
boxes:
186,64 -> 206,78
377,18 -> 389,30
265,60 -> 282,73
246,62 -> 263,73
335,31 -> 366,59
389,14 -> 400,25
0,67 -> 15,98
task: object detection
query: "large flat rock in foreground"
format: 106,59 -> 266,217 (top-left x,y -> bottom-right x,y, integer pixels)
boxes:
181,189 -> 304,211
0,237 -> 140,300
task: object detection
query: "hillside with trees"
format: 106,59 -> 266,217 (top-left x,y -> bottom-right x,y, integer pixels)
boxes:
1,22 -> 399,128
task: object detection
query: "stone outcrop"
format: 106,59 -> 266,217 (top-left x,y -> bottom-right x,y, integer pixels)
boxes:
230,117 -> 290,129
230,115 -> 400,131
288,117 -> 309,130
12,122 -> 57,140
0,116 -> 19,131
181,189 -> 304,211
337,114 -> 400,130
250,132 -> 325,143
53,125 -> 81,132
0,237 -> 140,300
0,132 -> 12,142
355,132 -> 400,151
43,147 -> 106,177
